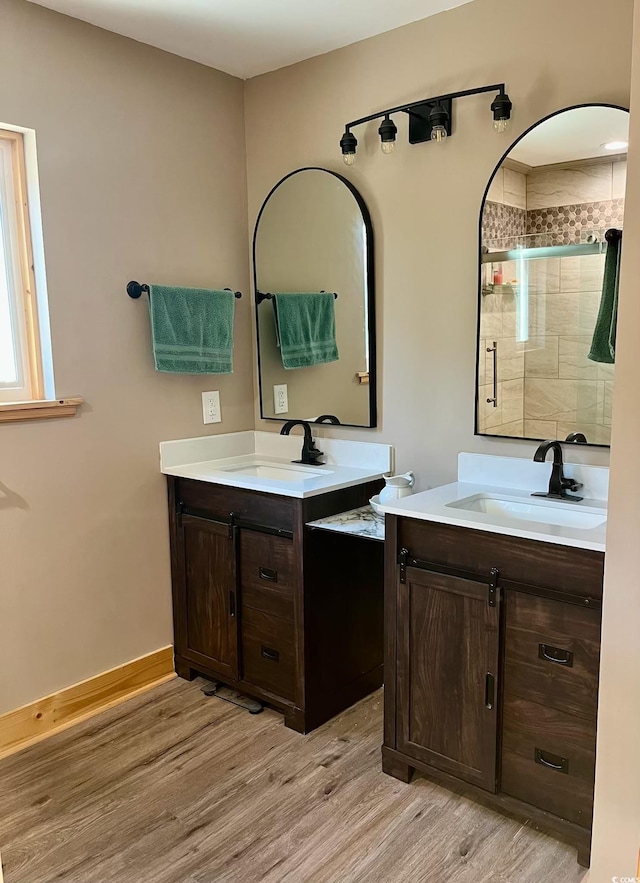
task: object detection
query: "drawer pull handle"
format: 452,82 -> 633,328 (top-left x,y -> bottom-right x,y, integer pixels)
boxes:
485,673 -> 495,710
259,567 -> 278,582
261,645 -> 280,662
538,644 -> 573,667
535,748 -> 568,774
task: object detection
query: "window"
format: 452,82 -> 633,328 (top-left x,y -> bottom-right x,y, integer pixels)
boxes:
0,129 -> 43,402
0,127 -> 81,421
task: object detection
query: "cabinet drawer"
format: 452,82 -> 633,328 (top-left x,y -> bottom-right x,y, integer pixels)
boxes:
501,696 -> 596,827
505,592 -> 600,721
242,607 -> 296,701
397,518 -> 604,600
175,478 -> 295,533
240,531 -> 295,621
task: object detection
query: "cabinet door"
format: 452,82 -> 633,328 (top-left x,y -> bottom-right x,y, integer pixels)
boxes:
396,566 -> 500,791
179,514 -> 238,680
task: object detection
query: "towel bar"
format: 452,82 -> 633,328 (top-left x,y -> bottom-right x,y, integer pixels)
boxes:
127,281 -> 242,299
256,290 -> 338,305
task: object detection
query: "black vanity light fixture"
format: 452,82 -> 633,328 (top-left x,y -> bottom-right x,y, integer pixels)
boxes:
340,82 -> 512,164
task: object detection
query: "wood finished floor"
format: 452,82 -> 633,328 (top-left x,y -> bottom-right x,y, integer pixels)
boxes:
0,679 -> 586,883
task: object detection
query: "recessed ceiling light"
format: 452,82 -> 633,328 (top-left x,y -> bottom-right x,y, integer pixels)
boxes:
603,140 -> 629,151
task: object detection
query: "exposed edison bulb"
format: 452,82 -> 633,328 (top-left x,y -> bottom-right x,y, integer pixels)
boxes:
343,152 -> 356,166
381,141 -> 394,155
494,118 -> 510,134
431,125 -> 447,143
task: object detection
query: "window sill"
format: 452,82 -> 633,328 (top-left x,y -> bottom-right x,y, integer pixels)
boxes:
0,397 -> 84,424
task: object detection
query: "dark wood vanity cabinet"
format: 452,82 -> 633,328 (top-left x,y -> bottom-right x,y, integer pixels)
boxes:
178,514 -> 239,680
396,566 -> 501,791
383,516 -> 604,867
167,475 -> 384,733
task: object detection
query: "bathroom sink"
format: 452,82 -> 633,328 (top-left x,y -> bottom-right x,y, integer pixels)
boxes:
447,494 -> 606,530
217,460 -> 331,482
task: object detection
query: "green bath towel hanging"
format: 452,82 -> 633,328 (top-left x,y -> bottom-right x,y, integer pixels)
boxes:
273,292 -> 339,369
588,231 -> 622,364
149,285 -> 235,374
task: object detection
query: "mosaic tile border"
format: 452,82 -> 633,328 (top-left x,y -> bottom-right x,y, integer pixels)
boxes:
482,201 -> 526,244
482,198 -> 624,249
526,199 -> 624,246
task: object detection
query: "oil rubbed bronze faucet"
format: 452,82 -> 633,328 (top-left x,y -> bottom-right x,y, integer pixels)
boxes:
532,440 -> 583,502
279,420 -> 325,466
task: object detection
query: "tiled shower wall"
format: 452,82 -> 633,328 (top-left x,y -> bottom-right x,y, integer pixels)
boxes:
478,255 -> 613,444
479,158 -> 623,443
479,168 -> 527,438
483,159 -> 626,244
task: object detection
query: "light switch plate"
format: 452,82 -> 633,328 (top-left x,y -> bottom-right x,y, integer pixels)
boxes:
273,384 -> 288,415
202,390 -> 221,424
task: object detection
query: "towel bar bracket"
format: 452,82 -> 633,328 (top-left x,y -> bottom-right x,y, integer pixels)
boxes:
127,281 -> 149,299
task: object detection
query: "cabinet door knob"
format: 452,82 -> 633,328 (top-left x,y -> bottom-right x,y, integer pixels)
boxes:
259,567 -> 278,582
261,645 -> 280,662
538,643 -> 573,667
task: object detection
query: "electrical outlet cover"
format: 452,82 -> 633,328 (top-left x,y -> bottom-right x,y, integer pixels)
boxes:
202,390 -> 221,424
273,384 -> 288,415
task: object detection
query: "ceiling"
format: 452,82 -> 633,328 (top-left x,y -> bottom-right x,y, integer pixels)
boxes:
26,0 -> 476,79
509,106 -> 629,167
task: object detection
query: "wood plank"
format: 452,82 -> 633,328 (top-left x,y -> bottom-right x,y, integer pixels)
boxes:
0,680 -> 586,883
0,397 -> 83,423
0,647 -> 175,761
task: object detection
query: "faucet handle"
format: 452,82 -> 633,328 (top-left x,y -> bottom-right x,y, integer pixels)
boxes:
302,438 -> 324,465
562,478 -> 584,493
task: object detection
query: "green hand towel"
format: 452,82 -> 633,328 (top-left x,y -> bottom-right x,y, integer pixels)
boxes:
149,286 -> 235,374
273,292 -> 339,369
588,234 -> 621,364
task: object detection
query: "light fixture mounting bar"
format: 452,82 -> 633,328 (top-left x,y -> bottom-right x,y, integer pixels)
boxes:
342,82 -> 507,140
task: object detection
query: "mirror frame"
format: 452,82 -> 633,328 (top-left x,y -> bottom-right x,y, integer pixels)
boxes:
474,102 -> 629,447
253,166 -> 377,428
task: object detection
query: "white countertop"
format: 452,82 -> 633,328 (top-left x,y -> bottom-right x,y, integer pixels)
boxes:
159,431 -> 393,499
381,481 -> 607,552
162,454 -> 386,499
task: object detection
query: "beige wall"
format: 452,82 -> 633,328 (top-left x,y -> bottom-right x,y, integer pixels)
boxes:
244,0 -> 632,483
0,0 -> 253,714
589,2 -> 640,876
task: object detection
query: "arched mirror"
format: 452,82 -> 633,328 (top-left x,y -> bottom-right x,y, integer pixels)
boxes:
476,104 -> 629,447
253,167 -> 376,428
